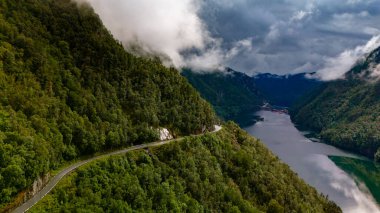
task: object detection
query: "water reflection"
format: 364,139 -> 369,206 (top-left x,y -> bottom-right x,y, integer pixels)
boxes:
245,111 -> 380,213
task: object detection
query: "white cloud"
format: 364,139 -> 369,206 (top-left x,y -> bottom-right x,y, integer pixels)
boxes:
76,0 -> 251,71
184,38 -> 253,71
365,60 -> 380,79
74,0 -> 380,75
293,62 -> 314,73
363,27 -> 380,36
291,10 -> 312,22
370,64 -> 380,78
347,0 -> 362,4
316,35 -> 380,81
346,0 -> 375,5
313,155 -> 380,213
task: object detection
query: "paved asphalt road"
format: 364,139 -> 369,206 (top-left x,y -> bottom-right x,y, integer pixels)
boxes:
12,126 -> 222,213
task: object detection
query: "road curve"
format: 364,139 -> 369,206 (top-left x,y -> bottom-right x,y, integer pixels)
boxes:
12,126 -> 222,213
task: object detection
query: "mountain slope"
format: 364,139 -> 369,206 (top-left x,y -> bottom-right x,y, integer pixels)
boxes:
30,123 -> 341,213
291,47 -> 380,161
254,73 -> 322,107
182,68 -> 263,126
0,1 -> 341,212
0,0 -> 216,207
182,69 -> 322,126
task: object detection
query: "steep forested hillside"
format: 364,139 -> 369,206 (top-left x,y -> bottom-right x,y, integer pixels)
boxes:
0,0 -> 343,211
291,47 -> 380,161
30,123 -> 340,213
182,69 -> 322,127
0,0 -> 216,207
254,73 -> 322,107
329,156 -> 380,204
182,68 -> 263,126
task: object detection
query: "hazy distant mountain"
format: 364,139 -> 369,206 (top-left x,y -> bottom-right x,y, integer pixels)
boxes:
182,68 -> 263,126
254,73 -> 322,107
182,69 -> 322,124
291,47 -> 380,161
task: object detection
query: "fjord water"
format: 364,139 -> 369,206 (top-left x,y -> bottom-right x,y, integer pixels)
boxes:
245,110 -> 380,213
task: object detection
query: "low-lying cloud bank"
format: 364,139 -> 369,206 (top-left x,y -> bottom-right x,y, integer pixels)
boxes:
316,35 -> 380,81
77,0 -> 251,71
76,0 -> 380,80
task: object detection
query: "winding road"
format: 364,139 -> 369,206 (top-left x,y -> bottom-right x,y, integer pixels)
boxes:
12,125 -> 222,213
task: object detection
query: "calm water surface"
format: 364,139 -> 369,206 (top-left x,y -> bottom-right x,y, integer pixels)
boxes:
245,110 -> 380,213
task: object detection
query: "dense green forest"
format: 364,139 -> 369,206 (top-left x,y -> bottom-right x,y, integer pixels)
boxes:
0,0 -> 217,208
291,47 -> 380,161
182,68 -> 263,126
30,123 -> 340,213
329,156 -> 380,204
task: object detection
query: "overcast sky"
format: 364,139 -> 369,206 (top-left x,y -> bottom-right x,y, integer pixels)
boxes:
200,0 -> 380,78
82,0 -> 380,79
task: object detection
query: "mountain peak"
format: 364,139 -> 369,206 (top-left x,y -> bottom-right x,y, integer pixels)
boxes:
346,46 -> 380,81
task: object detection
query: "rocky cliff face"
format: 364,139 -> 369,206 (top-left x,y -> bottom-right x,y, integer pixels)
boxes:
27,173 -> 51,201
4,173 -> 51,213
158,128 -> 173,141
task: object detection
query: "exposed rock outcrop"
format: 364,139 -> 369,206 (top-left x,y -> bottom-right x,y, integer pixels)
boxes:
158,128 -> 173,141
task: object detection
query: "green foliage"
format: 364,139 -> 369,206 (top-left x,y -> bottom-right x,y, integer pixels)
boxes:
182,69 -> 263,126
291,46 -> 380,160
267,199 -> 284,213
376,149 -> 380,163
329,156 -> 380,205
291,77 -> 380,160
31,123 -> 341,213
0,0 -> 216,207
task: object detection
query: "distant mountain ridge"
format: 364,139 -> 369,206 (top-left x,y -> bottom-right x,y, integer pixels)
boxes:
291,46 -> 380,161
254,72 -> 322,107
182,68 -> 323,126
182,68 -> 263,126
